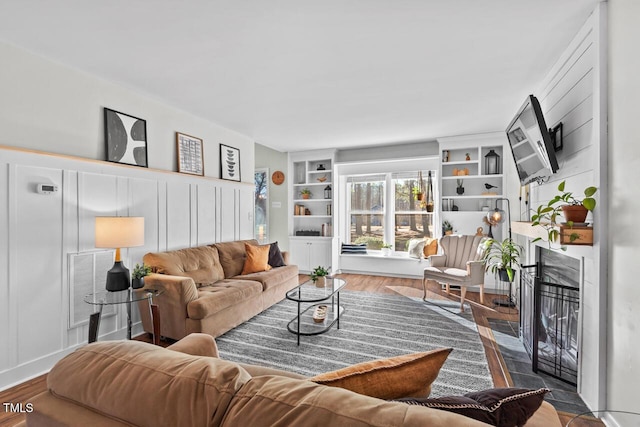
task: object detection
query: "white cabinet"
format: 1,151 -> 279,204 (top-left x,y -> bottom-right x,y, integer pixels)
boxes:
289,237 -> 332,273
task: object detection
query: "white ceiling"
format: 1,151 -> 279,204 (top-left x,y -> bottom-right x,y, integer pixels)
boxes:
0,0 -> 599,153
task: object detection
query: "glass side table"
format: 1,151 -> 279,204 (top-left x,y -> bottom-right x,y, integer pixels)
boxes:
84,288 -> 163,345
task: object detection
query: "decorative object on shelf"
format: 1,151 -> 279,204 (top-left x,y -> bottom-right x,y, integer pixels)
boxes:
104,108 -> 148,168
95,216 -> 145,292
442,150 -> 450,162
381,243 -> 393,256
484,183 -> 498,190
327,204 -> 332,215
476,227 -> 484,237
176,132 -> 204,176
324,185 -> 332,199
531,181 -> 597,247
271,170 -> 285,185
484,149 -> 501,175
442,220 -> 453,235
465,153 -> 471,161
482,237 -> 523,307
452,204 -> 459,211
294,204 -> 306,215
456,179 -> 465,195
310,265 -> 330,287
220,144 -> 241,181
296,230 -> 321,236
300,188 -> 311,199
132,263 -> 152,289
317,175 -> 327,183
452,168 -> 469,176
442,198 -> 452,211
317,164 -> 326,171
312,305 -> 328,323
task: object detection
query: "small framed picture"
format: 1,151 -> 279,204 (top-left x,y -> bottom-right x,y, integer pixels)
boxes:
104,108 -> 148,167
220,144 -> 241,181
176,132 -> 204,176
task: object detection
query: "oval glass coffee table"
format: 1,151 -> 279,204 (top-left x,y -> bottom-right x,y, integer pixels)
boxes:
286,277 -> 346,345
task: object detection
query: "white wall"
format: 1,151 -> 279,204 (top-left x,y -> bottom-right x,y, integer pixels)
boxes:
607,0 -> 640,424
255,144 -> 290,251
524,4 -> 607,411
0,40 -> 254,183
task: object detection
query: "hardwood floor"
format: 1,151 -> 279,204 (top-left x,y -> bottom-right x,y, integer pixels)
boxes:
0,273 -> 603,427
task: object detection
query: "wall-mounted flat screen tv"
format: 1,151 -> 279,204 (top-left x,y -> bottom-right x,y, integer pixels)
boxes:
505,95 -> 559,185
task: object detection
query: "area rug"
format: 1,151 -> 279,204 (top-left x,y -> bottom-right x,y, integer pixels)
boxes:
216,290 -> 494,397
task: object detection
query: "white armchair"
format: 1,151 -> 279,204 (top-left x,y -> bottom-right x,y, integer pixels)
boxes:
422,235 -> 489,311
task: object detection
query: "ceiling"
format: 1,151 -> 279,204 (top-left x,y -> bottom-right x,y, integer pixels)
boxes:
0,0 -> 599,153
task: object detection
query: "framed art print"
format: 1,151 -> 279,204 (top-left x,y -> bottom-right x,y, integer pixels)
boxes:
104,108 -> 148,167
176,132 -> 204,176
220,144 -> 241,181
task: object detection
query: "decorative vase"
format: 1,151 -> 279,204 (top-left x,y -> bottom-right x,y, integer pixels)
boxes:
132,277 -> 144,289
562,205 -> 588,223
316,276 -> 326,287
456,187 -> 464,195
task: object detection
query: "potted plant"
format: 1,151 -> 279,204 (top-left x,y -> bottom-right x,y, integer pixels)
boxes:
132,263 -> 152,289
456,179 -> 464,195
300,188 -> 311,199
531,181 -> 598,246
310,265 -> 330,287
442,220 -> 453,235
381,243 -> 393,256
482,238 -> 523,282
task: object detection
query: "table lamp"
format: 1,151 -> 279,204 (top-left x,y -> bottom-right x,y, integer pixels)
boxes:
95,216 -> 145,292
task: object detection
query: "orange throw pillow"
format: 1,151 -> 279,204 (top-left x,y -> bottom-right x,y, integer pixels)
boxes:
423,238 -> 438,257
241,243 -> 272,275
309,348 -> 452,400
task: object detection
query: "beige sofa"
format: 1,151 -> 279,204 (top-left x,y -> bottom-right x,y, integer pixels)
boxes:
138,239 -> 299,340
20,335 -> 562,427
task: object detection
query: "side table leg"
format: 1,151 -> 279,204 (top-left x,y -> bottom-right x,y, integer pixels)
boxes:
151,303 -> 161,346
126,299 -> 132,340
88,305 -> 103,343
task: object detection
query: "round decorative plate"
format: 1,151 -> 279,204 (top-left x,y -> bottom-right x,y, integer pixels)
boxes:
271,170 -> 285,185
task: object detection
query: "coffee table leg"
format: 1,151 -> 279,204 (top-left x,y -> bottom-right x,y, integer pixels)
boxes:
297,300 -> 301,346
337,292 -> 340,329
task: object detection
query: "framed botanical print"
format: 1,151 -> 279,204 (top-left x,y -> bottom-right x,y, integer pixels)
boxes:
176,132 -> 204,176
220,144 -> 241,181
104,108 -> 148,167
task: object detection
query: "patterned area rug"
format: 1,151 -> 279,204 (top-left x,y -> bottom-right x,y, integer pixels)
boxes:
216,289 -> 493,397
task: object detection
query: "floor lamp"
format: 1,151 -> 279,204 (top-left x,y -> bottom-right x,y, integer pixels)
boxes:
486,198 -> 516,308
95,217 -> 145,292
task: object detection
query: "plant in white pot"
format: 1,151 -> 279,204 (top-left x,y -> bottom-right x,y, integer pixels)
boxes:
380,243 -> 393,256
310,266 -> 330,287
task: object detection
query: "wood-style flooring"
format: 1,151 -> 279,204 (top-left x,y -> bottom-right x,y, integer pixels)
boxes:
0,273 -> 602,427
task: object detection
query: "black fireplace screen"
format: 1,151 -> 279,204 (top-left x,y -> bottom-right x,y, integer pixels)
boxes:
520,250 -> 580,385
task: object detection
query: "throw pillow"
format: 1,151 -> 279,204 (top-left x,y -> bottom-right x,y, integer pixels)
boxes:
266,241 -> 286,267
309,347 -> 452,400
241,243 -> 272,275
423,238 -> 438,257
407,238 -> 426,259
341,243 -> 367,254
395,387 -> 550,427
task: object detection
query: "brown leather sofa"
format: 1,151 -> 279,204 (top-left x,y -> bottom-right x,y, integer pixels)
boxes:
20,335 -> 562,427
138,239 -> 299,340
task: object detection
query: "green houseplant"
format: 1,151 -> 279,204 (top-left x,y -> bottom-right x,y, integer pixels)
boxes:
381,242 -> 393,256
310,265 -> 330,287
531,180 -> 598,246
300,188 -> 311,199
132,263 -> 152,289
442,220 -> 453,235
482,238 -> 523,282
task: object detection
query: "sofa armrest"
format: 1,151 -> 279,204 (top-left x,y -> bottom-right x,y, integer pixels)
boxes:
167,333 -> 219,357
466,261 -> 486,285
523,401 -> 562,427
428,254 -> 447,267
140,273 -> 199,340
282,251 -> 290,265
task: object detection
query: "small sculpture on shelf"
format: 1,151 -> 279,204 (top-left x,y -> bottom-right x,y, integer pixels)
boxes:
456,179 -> 465,195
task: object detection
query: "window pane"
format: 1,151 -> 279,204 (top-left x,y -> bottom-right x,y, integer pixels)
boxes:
350,214 -> 385,249
348,178 -> 385,249
394,214 -> 433,252
350,181 -> 384,211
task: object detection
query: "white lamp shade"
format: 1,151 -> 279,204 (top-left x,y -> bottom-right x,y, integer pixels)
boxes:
95,217 -> 145,248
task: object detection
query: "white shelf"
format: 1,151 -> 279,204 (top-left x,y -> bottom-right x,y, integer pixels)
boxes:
442,174 -> 503,180
308,169 -> 332,174
293,199 -> 332,203
293,182 -> 332,187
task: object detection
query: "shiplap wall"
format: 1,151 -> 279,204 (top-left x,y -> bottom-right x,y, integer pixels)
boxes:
0,147 -> 253,390
524,5 -> 607,411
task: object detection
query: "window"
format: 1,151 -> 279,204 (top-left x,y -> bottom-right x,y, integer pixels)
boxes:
254,169 -> 268,243
346,170 -> 436,253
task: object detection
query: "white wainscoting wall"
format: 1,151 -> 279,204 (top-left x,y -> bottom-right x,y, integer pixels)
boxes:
0,146 -> 254,391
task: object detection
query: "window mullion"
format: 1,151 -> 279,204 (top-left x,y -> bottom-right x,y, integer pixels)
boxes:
385,173 -> 394,249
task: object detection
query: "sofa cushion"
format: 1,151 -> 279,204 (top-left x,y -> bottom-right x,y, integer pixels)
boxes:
241,243 -> 272,274
309,348 -> 452,400
235,264 -> 299,291
395,387 -> 550,427
144,245 -> 225,286
47,340 -> 251,427
222,374 -> 488,427
187,279 -> 263,320
214,239 -> 259,278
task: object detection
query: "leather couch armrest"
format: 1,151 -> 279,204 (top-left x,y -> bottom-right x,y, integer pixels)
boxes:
167,333 -> 219,357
